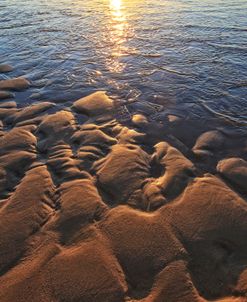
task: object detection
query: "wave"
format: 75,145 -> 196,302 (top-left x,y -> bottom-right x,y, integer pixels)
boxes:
207,42 -> 247,52
184,24 -> 247,32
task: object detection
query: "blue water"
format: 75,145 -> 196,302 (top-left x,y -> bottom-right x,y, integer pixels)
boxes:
0,0 -> 246,122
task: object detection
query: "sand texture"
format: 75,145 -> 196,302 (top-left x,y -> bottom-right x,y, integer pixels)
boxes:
0,89 -> 247,302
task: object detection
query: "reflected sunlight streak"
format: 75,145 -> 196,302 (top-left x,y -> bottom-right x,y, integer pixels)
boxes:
110,0 -> 122,11
107,0 -> 128,72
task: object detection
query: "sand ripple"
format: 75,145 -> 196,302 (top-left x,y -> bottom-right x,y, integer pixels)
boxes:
0,90 -> 247,301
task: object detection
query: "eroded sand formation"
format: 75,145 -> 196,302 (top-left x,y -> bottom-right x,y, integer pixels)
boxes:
0,69 -> 247,302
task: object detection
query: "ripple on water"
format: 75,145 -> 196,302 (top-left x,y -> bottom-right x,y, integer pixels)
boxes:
0,0 -> 246,124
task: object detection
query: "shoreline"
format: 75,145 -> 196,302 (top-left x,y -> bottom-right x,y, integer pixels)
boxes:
0,64 -> 247,301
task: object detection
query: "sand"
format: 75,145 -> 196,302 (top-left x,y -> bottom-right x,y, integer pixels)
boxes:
0,69 -> 247,302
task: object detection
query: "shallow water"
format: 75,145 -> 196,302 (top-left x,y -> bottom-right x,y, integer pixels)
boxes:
0,0 -> 247,122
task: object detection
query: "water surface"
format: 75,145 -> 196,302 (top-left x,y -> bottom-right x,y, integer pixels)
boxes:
0,0 -> 247,122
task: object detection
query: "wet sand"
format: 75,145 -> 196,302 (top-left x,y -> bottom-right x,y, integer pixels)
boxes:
0,66 -> 247,302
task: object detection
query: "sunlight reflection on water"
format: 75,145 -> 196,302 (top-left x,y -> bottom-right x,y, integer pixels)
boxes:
107,0 -> 128,72
111,0 -> 122,11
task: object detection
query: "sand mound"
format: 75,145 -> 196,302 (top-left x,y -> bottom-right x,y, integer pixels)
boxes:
0,77 -> 30,91
0,91 -> 247,302
0,91 -> 14,100
72,91 -> 116,116
0,64 -> 13,73
217,157 -> 247,194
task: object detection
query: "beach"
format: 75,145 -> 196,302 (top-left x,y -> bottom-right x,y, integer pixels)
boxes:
0,64 -> 247,301
0,0 -> 247,301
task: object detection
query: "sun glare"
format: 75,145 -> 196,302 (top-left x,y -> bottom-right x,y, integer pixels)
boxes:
110,0 -> 122,11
